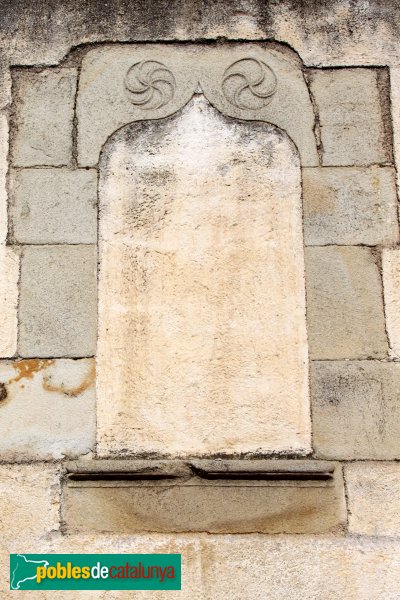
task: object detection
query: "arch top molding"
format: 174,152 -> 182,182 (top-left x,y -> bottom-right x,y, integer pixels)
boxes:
77,42 -> 319,167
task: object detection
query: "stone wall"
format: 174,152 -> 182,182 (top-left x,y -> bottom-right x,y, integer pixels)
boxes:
1,2 -> 400,598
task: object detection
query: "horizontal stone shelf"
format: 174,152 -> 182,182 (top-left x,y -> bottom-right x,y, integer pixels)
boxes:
63,460 -> 346,534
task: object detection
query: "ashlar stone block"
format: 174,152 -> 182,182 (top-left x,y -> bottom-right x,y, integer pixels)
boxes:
312,361 -> 400,459
305,246 -> 388,359
382,248 -> 400,357
63,460 -> 345,534
201,536 -> 400,600
0,359 -> 95,460
97,94 -> 311,457
303,166 -> 399,245
19,245 -> 97,357
0,113 -> 8,243
11,68 -> 77,167
10,168 -> 97,244
0,463 -> 60,546
0,246 -> 19,358
346,462 -> 400,536
310,68 -> 391,166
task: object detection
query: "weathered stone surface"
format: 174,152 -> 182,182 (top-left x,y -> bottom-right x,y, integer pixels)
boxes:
383,248 -> 400,357
10,168 -> 97,244
0,113 -> 8,243
11,69 -> 77,167
98,94 -> 310,457
201,536 -> 400,599
19,245 -> 97,357
0,463 -> 60,549
305,246 -> 388,360
310,69 -> 390,166
311,361 -> 400,459
346,462 -> 400,536
63,460 -> 345,534
1,1 -> 400,70
303,166 -> 399,245
77,43 -> 318,167
0,359 -> 95,460
0,246 -> 19,358
391,67 -> 400,194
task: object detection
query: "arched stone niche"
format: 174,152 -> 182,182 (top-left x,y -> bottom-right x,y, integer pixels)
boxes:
97,91 -> 311,457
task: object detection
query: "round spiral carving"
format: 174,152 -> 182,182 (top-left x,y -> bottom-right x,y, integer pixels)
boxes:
222,58 -> 277,110
124,60 -> 176,110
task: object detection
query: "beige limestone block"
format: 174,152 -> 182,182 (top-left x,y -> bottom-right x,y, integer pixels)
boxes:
0,359 -> 95,460
0,246 -> 19,358
200,535 -> 400,599
305,246 -> 388,360
0,464 -> 60,542
383,248 -> 400,357
0,464 -> 60,594
0,112 -> 8,243
346,462 -> 400,537
311,361 -> 400,460
310,69 -> 390,166
11,68 -> 77,167
303,166 -> 399,246
98,94 -> 311,457
390,67 -> 400,196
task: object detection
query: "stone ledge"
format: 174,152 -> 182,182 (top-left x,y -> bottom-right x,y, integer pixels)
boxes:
62,459 -> 346,534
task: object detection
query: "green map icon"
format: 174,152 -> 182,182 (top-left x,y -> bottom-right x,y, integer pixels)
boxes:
10,554 -> 49,590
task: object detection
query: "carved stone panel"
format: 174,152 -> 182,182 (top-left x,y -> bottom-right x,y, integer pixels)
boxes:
97,94 -> 310,457
77,43 -> 318,167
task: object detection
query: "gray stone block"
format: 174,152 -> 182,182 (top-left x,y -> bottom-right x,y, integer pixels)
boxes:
310,69 -> 391,166
312,361 -> 400,459
19,245 -> 97,357
303,166 -> 399,245
10,168 -> 97,244
11,69 -> 77,167
305,246 -> 388,359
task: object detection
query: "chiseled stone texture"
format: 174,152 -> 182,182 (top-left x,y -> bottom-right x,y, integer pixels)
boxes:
303,166 -> 399,246
305,246 -> 388,360
382,248 -> 400,357
19,245 -> 97,358
2,533 -> 400,599
98,94 -> 311,457
200,536 -> 400,599
10,168 -> 98,244
0,359 -> 95,460
391,67 -> 400,195
11,69 -> 77,167
0,246 -> 19,358
346,462 -> 400,537
0,113 -> 8,244
310,69 -> 391,166
77,43 -> 318,167
0,464 -> 60,573
311,361 -> 400,460
0,464 -> 61,597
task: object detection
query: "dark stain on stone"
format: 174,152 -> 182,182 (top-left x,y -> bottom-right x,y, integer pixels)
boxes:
0,383 -> 7,402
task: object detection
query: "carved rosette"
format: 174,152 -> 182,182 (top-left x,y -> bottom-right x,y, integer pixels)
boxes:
222,58 -> 277,110
124,60 -> 176,110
